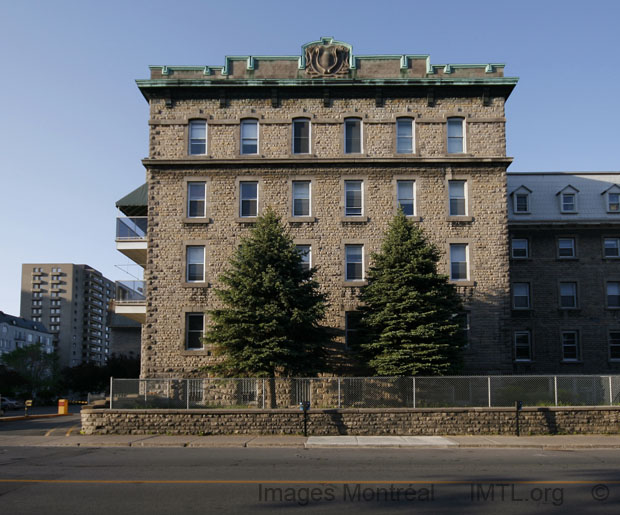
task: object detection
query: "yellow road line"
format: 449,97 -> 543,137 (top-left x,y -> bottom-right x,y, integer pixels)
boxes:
65,426 -> 79,437
0,479 -> 619,485
44,429 -> 56,437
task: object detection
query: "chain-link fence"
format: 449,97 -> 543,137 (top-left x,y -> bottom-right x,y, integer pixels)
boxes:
109,375 -> 620,409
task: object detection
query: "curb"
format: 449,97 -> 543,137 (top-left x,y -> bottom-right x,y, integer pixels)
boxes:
0,413 -> 72,422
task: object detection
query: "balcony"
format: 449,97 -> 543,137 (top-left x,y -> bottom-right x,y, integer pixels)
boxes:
116,217 -> 147,266
113,280 -> 146,323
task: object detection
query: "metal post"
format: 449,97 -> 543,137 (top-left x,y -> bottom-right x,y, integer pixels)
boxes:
487,376 -> 492,407
337,378 -> 341,408
554,376 -> 558,406
412,377 -> 416,408
262,378 -> 265,409
609,376 -> 613,406
186,379 -> 190,410
144,379 -> 147,404
109,376 -> 113,409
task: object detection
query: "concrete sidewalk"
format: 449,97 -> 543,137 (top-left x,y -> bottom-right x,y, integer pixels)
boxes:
2,434 -> 620,449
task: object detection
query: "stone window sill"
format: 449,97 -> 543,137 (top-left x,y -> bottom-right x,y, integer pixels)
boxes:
341,216 -> 369,223
342,280 -> 367,287
235,217 -> 258,223
182,282 -> 210,288
450,280 -> 475,287
288,216 -> 316,223
447,216 -> 473,223
183,217 -> 211,224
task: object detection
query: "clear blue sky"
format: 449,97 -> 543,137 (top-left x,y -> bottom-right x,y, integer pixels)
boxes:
1,0 -> 619,316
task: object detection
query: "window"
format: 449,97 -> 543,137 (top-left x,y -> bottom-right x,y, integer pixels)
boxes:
461,313 -> 471,348
345,244 -> 364,281
609,331 -> 620,361
561,193 -> 576,213
562,331 -> 580,361
447,117 -> 464,153
296,245 -> 311,273
608,192 -> 620,212
345,311 -> 362,348
33,292 -> 42,299
240,181 -> 258,217
450,244 -> 468,281
344,118 -> 362,154
607,282 -> 620,308
449,180 -> 467,216
604,238 -> 620,257
292,118 -> 310,154
511,239 -> 529,259
513,283 -> 530,309
559,282 -> 577,308
514,193 -> 529,213
397,180 -> 415,216
241,119 -> 258,154
185,313 -> 204,350
344,180 -> 363,217
558,238 -> 576,258
189,120 -> 206,155
292,181 -> 311,217
396,118 -> 414,154
186,246 -> 205,282
514,331 -> 532,361
187,182 -> 206,218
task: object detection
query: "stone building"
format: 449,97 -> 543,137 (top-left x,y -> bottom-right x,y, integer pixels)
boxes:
508,172 -> 620,373
125,37 -> 519,378
0,311 -> 53,357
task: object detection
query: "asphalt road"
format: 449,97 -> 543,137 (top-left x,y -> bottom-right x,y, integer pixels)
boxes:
0,408 -> 81,436
1,445 -> 619,514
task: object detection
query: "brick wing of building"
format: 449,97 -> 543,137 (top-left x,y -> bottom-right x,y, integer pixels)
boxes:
120,37 -> 519,378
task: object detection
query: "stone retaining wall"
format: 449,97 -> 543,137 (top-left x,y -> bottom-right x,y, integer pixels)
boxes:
81,407 -> 620,436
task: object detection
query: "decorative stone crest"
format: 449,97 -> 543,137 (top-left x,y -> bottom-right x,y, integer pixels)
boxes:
305,42 -> 350,77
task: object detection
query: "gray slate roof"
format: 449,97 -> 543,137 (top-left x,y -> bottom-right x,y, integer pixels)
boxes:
507,172 -> 620,222
0,311 -> 50,334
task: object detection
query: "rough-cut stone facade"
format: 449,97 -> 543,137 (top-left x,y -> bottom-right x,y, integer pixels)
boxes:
81,406 -> 620,436
135,38 -> 518,377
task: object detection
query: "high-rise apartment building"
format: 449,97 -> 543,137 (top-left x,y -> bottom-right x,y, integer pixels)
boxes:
20,264 -> 115,367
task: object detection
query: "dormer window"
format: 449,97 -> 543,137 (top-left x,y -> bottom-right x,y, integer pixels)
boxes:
557,185 -> 579,213
510,185 -> 532,214
602,184 -> 620,213
609,193 -> 620,212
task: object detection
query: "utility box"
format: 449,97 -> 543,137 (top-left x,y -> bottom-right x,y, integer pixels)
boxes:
58,399 -> 69,415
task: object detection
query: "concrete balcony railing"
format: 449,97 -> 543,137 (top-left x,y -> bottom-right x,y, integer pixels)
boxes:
116,217 -> 147,266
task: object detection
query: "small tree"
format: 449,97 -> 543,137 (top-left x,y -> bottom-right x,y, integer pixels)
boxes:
357,211 -> 465,376
1,343 -> 58,399
204,208 -> 328,377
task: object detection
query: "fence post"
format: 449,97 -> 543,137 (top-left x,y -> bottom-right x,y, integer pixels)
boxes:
144,379 -> 147,404
609,376 -> 613,406
109,376 -> 113,409
554,376 -> 558,406
186,379 -> 190,410
487,376 -> 491,407
412,377 -> 416,409
337,377 -> 341,409
262,378 -> 265,409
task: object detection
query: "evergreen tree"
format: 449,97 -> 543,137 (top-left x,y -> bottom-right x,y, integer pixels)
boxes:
358,211 -> 465,375
204,208 -> 328,377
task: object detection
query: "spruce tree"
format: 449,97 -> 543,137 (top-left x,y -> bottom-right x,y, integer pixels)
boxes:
358,211 -> 465,375
204,208 -> 328,377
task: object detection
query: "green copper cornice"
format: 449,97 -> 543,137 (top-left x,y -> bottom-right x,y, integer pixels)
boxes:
137,77 -> 518,88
